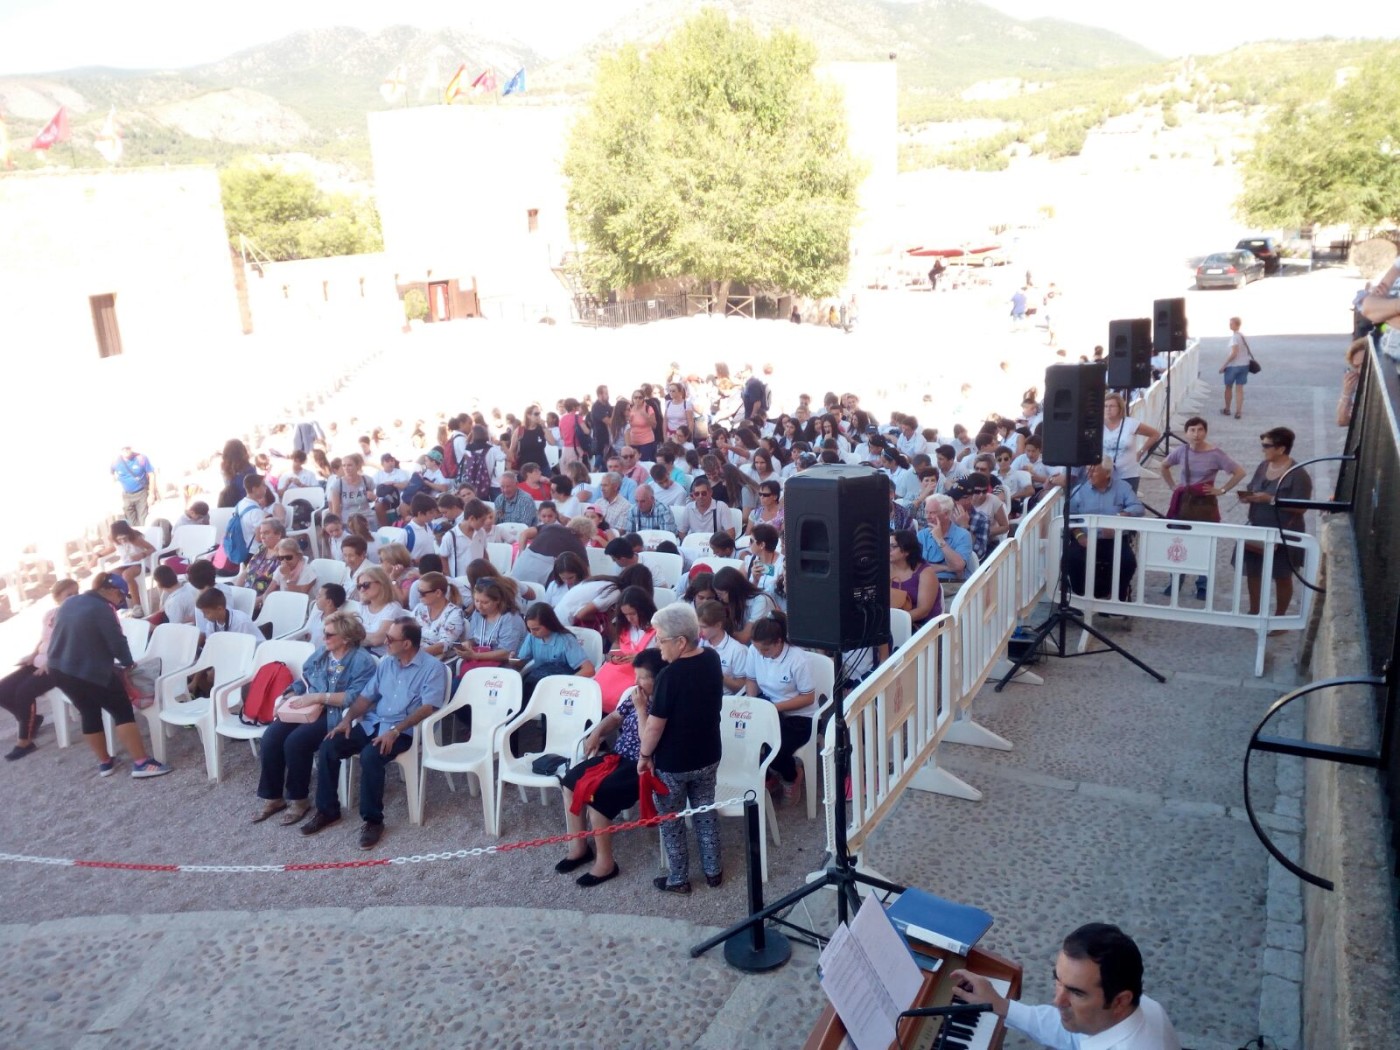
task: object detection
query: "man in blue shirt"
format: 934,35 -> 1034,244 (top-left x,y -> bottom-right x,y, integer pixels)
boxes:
305,618 -> 446,849
917,494 -> 973,581
1067,460 -> 1144,601
111,446 -> 156,526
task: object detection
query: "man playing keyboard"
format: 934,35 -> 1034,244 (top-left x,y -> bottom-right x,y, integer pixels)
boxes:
950,923 -> 1180,1049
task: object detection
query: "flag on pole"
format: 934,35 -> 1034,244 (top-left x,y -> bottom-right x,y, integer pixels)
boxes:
0,118 -> 11,170
380,64 -> 408,105
443,64 -> 467,104
502,68 -> 526,96
94,106 -> 122,165
470,69 -> 496,95
30,106 -> 69,151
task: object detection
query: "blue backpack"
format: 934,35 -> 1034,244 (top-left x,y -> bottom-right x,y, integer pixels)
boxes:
221,506 -> 253,565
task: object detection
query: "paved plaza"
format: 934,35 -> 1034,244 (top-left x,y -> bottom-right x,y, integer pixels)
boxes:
0,311 -> 1354,1048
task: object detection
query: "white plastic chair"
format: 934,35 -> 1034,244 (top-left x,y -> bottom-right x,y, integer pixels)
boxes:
122,616 -> 151,659
727,507 -> 744,535
155,524 -> 216,567
589,472 -> 607,489
491,522 -> 528,546
639,551 -> 683,589
376,526 -> 408,548
211,639 -> 315,780
309,558 -> 352,590
543,445 -> 561,468
209,507 -> 236,544
586,547 -> 615,578
571,627 -> 605,670
121,623 -> 200,754
659,697 -> 782,882
691,556 -> 746,577
495,675 -> 602,833
255,590 -> 310,640
636,529 -> 679,551
420,667 -> 524,833
217,582 -> 256,619
153,631 -> 257,775
681,533 -> 714,557
486,542 -> 515,574
795,649 -> 836,821
653,587 -> 678,609
889,608 -> 912,650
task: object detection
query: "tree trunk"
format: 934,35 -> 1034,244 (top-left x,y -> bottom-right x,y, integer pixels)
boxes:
714,279 -> 732,316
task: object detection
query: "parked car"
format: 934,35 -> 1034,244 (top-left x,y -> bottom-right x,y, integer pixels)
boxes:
1235,237 -> 1281,275
1196,250 -> 1264,290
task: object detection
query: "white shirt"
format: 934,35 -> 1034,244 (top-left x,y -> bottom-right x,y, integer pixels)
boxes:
405,520 -> 437,558
896,431 -> 927,458
743,642 -> 815,714
284,468 -> 318,490
1101,418 -> 1143,480
702,631 -> 749,681
553,579 -> 622,626
160,582 -> 198,625
676,499 -> 732,539
195,608 -> 264,641
437,527 -> 488,577
233,496 -> 265,551
1005,995 -> 1180,1050
374,467 -> 410,490
651,480 -> 687,509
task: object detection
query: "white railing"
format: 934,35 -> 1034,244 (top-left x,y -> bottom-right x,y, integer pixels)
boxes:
1013,486 -> 1062,619
1064,514 -> 1321,677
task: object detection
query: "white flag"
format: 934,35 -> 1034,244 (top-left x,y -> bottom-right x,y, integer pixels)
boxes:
94,106 -> 122,165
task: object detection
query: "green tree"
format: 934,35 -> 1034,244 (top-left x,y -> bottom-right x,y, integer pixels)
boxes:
1238,56 -> 1400,229
563,11 -> 864,300
219,163 -> 382,261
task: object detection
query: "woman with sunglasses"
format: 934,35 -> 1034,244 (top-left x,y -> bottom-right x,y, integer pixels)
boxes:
1237,427 -> 1312,620
747,481 -> 784,534
662,381 -> 695,444
254,609 -> 376,826
266,538 -> 316,600
411,571 -> 465,659
354,567 -> 406,655
508,406 -> 556,474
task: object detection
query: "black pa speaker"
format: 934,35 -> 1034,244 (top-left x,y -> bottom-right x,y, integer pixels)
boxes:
1042,363 -> 1106,466
1106,318 -> 1152,389
1153,297 -> 1187,353
783,465 -> 891,652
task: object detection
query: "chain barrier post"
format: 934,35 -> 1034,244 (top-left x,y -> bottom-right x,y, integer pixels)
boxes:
715,794 -> 791,972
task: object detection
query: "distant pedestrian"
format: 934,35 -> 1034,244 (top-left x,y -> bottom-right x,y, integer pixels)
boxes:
928,259 -> 945,290
111,446 -> 156,525
1010,288 -> 1027,322
1219,316 -> 1253,419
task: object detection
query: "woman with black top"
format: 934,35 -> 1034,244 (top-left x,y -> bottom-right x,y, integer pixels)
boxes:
510,406 -> 555,473
637,603 -> 724,894
218,439 -> 256,508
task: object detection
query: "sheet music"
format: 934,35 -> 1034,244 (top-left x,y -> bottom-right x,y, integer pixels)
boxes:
819,898 -> 924,1050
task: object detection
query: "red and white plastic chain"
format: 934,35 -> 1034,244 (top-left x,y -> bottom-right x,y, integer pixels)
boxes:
0,793 -> 754,874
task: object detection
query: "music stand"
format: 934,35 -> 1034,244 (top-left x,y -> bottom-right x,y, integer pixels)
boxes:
691,644 -> 905,964
995,474 -> 1164,690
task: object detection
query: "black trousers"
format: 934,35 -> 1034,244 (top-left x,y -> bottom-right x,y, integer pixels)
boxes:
48,669 -> 135,735
1065,538 -> 1136,602
773,714 -> 812,782
258,714 -> 329,802
0,665 -> 51,738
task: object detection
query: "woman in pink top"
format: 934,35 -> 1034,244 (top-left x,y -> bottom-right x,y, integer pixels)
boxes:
591,586 -> 657,713
1,578 -> 79,760
628,390 -> 660,462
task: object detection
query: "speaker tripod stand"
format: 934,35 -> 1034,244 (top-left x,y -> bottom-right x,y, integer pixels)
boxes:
1142,346 -> 1190,463
691,646 -> 905,964
995,482 -> 1164,690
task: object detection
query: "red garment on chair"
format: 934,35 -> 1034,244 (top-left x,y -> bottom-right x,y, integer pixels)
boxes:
569,754 -> 620,816
638,769 -> 669,820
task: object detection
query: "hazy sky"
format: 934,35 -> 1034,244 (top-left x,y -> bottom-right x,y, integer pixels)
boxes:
0,0 -> 1395,75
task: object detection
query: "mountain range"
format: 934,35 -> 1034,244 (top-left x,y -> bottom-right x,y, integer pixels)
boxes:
0,0 -> 1161,177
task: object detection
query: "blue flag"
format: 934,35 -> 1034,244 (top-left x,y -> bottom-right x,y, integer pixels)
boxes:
503,68 -> 525,96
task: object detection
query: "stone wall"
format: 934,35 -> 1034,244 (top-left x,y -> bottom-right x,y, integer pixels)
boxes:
1302,514 -> 1400,1048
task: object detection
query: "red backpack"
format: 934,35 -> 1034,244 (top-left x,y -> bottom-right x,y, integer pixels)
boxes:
240,661 -> 294,726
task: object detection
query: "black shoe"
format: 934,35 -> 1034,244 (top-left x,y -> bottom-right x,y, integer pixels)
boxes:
4,743 -> 36,761
301,810 -> 341,836
576,864 -> 620,887
705,871 -> 723,888
358,822 -> 384,850
653,875 -> 691,895
555,848 -> 594,874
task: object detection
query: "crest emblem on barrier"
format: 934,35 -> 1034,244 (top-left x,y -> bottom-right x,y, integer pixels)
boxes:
1166,537 -> 1188,564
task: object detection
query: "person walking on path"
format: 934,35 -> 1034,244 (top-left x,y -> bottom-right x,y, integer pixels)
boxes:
1220,316 -> 1254,420
111,446 -> 157,526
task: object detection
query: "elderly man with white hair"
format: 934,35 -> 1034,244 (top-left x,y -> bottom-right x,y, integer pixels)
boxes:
597,472 -> 633,536
916,493 -> 973,581
628,484 -> 677,535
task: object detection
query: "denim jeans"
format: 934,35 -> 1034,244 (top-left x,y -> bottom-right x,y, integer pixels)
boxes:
314,724 -> 412,824
258,714 -> 328,802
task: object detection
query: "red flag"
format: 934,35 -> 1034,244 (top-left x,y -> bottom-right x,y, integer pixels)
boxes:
31,106 -> 69,150
470,69 -> 496,95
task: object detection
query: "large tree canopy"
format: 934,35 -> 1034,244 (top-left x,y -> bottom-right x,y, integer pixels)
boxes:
1238,56 -> 1400,230
564,10 -> 864,299
219,163 -> 383,261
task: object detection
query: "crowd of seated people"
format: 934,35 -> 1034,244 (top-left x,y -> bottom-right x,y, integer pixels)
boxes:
48,360 -> 1291,870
